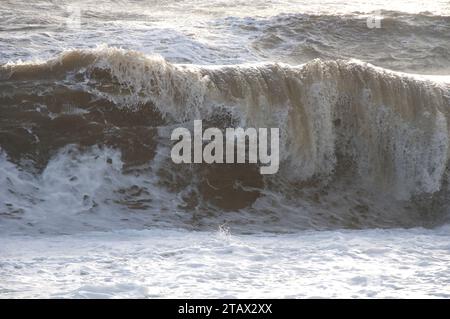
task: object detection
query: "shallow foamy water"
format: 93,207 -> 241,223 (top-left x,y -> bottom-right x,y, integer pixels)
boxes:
2,227 -> 450,298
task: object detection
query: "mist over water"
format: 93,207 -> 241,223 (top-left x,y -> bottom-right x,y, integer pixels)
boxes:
1,0 -> 450,298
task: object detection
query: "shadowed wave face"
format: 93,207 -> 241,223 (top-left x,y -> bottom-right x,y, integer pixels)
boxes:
1,47 -> 450,235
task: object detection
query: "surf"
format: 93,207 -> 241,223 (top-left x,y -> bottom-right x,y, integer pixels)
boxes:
1,47 -> 450,234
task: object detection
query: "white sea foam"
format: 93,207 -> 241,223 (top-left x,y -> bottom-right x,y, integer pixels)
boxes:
2,227 -> 450,298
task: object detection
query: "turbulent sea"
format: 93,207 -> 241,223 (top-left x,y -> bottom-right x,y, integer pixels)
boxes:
1,0 -> 450,298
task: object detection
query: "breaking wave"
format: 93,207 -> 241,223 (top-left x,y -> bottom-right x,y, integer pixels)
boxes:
1,47 -> 450,234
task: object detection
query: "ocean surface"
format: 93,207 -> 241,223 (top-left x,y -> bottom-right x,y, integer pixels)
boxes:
1,0 -> 450,298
